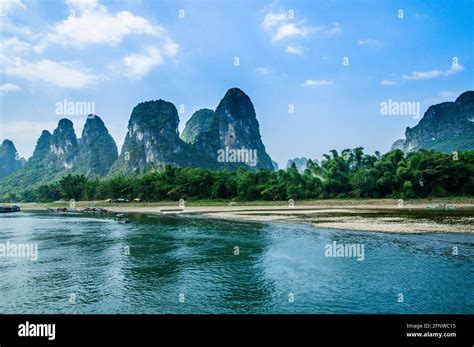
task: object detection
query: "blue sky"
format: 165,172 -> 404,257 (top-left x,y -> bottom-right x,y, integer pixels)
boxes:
0,0 -> 472,168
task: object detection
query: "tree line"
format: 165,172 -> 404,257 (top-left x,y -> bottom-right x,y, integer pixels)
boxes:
2,148 -> 473,202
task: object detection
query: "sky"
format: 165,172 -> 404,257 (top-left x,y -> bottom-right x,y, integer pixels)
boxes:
0,0 -> 473,168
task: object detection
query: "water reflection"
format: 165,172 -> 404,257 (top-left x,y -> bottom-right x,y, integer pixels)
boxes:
0,211 -> 472,314
121,214 -> 274,313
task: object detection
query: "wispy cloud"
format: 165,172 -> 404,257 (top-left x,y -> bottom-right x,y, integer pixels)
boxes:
0,83 -> 21,95
358,38 -> 379,46
380,80 -> 398,86
0,20 -> 37,39
262,9 -> 341,42
2,57 -> 98,89
256,67 -> 270,75
120,47 -> 164,80
302,79 -> 333,87
445,63 -> 464,75
319,22 -> 342,35
0,0 -> 26,17
262,11 -> 288,31
286,44 -> 303,55
402,63 -> 464,80
0,37 -> 32,53
122,42 -> 178,79
0,36 -> 45,54
402,70 -> 443,80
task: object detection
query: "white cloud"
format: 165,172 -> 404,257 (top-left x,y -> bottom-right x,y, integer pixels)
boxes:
162,39 -> 179,57
2,0 -> 173,53
272,22 -> 313,41
2,57 -> 98,89
380,80 -> 398,86
0,83 -> 21,95
302,79 -> 333,87
46,0 -> 167,48
262,11 -> 287,31
262,10 -> 341,42
402,63 -> 464,80
0,37 -> 31,53
321,22 -> 342,35
445,63 -> 464,75
0,36 -> 97,89
0,36 -> 46,55
286,44 -> 303,55
0,0 -> 26,17
0,0 -> 178,85
256,67 -> 270,75
402,70 -> 443,80
0,19 -> 37,39
122,47 -> 165,80
66,0 -> 100,12
118,36 -> 178,79
358,38 -> 379,46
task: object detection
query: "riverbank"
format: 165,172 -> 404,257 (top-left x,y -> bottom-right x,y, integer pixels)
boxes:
15,198 -> 474,234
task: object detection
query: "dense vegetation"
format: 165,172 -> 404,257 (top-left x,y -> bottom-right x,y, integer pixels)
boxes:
1,148 -> 473,202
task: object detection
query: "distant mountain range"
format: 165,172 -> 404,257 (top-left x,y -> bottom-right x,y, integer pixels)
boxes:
0,116 -> 118,190
1,89 -> 473,193
286,157 -> 310,173
0,88 -> 274,192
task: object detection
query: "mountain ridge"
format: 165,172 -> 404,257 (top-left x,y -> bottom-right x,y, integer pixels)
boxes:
0,87 -> 276,193
2,89 -> 473,196
391,91 -> 474,153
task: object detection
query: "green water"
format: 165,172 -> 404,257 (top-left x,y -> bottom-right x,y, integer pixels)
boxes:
0,211 -> 472,313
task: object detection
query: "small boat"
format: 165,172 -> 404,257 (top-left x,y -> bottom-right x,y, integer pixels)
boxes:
114,214 -> 130,223
0,205 -> 21,213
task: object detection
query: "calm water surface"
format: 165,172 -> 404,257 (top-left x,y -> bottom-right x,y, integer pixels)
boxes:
0,211 -> 472,314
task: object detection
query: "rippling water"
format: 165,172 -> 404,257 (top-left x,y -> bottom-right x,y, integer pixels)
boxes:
0,211 -> 472,314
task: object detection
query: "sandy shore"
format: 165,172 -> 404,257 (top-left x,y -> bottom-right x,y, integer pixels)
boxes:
194,207 -> 474,233
16,199 -> 474,234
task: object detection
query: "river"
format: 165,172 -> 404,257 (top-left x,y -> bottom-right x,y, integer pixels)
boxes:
0,211 -> 472,314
